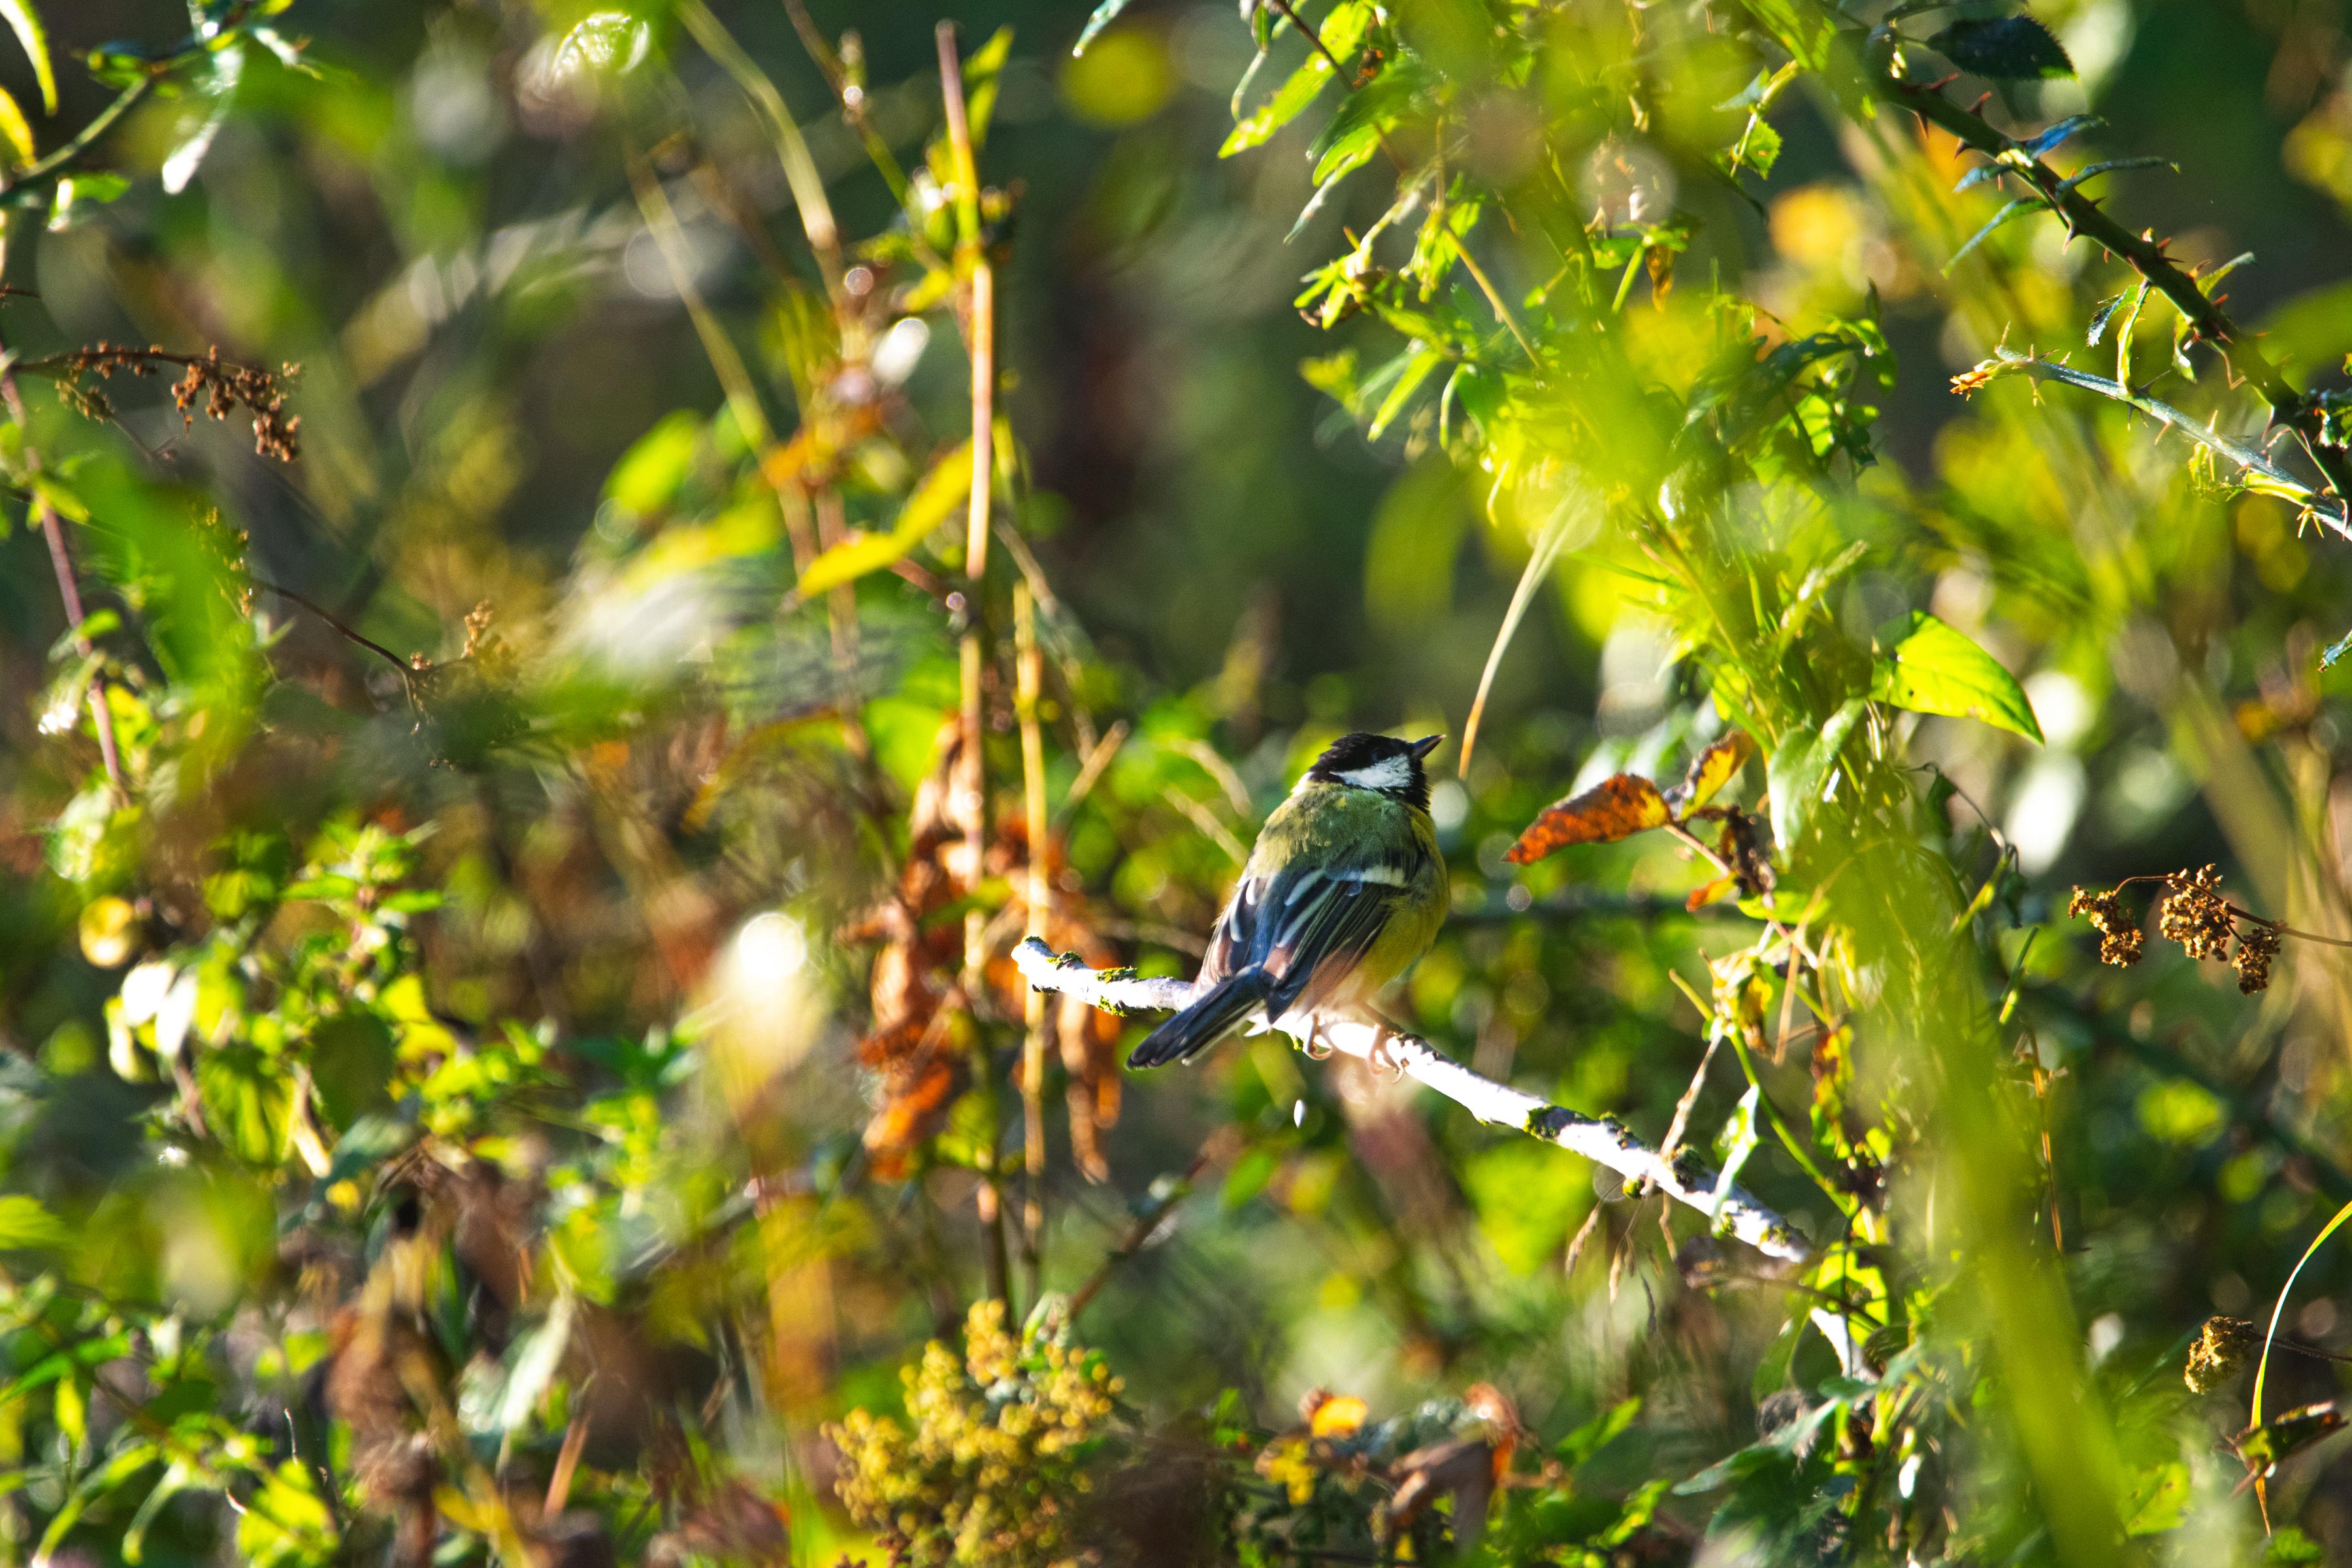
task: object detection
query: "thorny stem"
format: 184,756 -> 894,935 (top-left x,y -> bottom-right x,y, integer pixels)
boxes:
1860,39 -> 2352,504
1956,350 -> 2350,538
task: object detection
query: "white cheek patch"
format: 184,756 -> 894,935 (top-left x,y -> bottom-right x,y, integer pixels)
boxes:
1335,755 -> 1413,792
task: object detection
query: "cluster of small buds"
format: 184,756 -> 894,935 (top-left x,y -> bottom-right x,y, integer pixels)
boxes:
2066,886 -> 2144,966
2185,1315 -> 2262,1393
2159,865 -> 2236,961
2072,867 -> 2291,996
54,341 -> 301,462
2234,919 -> 2281,995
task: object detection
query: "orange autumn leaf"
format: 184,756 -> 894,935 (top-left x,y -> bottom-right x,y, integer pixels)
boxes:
1505,774 -> 1671,864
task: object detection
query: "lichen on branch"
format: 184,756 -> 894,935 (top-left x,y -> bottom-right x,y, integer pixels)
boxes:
1013,938 -> 1813,1264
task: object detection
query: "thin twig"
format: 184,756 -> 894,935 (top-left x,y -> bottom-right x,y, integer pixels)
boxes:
248,576 -> 414,677
0,321 -> 125,794
1067,1132 -> 1237,1319
1015,939 -> 1813,1262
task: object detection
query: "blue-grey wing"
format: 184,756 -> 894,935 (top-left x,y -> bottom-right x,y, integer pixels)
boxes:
1205,868 -> 1398,1019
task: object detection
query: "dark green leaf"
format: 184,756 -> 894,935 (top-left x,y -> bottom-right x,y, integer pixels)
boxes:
1927,15 -> 2074,79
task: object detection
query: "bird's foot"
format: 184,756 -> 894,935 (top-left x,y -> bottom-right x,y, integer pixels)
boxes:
1301,1017 -> 1335,1060
1367,1025 -> 1411,1083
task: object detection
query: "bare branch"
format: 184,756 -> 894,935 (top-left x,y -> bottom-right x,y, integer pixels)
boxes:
1013,938 -> 1814,1264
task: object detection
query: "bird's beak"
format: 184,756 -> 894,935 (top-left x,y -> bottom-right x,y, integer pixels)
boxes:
1408,734 -> 1445,760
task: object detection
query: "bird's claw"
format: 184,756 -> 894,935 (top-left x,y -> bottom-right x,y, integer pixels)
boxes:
1302,1018 -> 1335,1060
1367,1028 -> 1410,1083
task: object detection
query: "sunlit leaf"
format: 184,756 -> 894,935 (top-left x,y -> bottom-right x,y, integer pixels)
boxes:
0,1193 -> 67,1250
1870,612 -> 2043,742
161,42 -> 245,195
1505,774 -> 1671,864
0,0 -> 53,114
1073,0 -> 1139,56
1668,732 -> 1755,811
0,84 -> 30,169
794,442 -> 973,598
1219,1 -> 1367,156
1766,698 -> 1865,849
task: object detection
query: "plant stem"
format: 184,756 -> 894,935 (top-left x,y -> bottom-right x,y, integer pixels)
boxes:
0,316 -> 125,794
940,20 -> 1010,1309
1016,584 -> 1051,1300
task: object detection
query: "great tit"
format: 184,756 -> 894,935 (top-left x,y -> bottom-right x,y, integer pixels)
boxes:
1128,732 -> 1448,1069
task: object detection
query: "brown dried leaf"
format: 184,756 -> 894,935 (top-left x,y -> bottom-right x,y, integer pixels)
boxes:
1669,731 -> 1755,812
1505,775 -> 1671,864
863,1053 -> 964,1180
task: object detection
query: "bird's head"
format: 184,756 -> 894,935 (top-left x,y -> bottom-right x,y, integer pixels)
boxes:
1305,732 -> 1444,809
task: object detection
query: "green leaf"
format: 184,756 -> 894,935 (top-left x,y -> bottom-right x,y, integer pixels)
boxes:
0,84 -> 29,167
794,442 -> 973,598
1870,612 -> 2043,742
1219,1 -> 1367,156
0,0 -> 53,114
1767,698 -> 1864,849
161,42 -> 244,195
1927,15 -> 2074,80
1073,0 -> 1138,56
1945,197 -> 2037,270
1221,54 -> 1334,156
0,1193 -> 65,1249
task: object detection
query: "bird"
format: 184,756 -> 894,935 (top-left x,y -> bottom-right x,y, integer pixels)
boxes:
1127,732 -> 1448,1070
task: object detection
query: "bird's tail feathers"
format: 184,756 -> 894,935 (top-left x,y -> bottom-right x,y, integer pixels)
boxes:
1126,969 -> 1272,1068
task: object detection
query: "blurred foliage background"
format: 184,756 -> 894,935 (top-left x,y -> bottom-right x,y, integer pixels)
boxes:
9,0 -> 2352,1562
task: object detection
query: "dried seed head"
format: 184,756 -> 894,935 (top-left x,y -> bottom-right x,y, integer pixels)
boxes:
2066,886 -> 2144,966
2159,865 -> 2235,962
2233,920 -> 2281,995
2185,1315 -> 2262,1393
55,343 -> 301,462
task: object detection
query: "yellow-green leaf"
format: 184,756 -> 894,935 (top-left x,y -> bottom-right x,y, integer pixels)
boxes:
0,84 -> 30,168
0,1193 -> 65,1249
1869,612 -> 2042,743
1219,1 -> 1367,157
0,0 -> 52,114
794,442 -> 973,599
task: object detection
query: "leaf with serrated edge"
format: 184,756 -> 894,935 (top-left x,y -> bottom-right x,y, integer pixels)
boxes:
1507,775 -> 1671,863
1870,612 -> 2043,742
